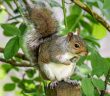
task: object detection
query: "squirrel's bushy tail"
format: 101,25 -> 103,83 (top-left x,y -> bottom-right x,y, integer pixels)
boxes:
22,0 -> 59,66
24,0 -> 58,38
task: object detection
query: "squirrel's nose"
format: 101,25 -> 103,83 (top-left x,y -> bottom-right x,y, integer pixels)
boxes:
80,51 -> 88,56
85,51 -> 88,56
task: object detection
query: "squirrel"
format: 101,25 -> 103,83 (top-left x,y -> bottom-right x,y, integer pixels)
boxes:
22,0 -> 88,88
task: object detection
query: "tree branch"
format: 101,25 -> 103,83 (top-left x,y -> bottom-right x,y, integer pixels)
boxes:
0,47 -> 32,67
71,0 -> 110,32
0,57 -> 33,67
100,69 -> 110,96
0,47 -> 28,60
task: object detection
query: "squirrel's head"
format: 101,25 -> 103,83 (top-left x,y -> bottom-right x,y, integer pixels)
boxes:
67,30 -> 88,56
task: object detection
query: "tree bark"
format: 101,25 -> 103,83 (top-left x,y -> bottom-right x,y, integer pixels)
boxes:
45,81 -> 81,96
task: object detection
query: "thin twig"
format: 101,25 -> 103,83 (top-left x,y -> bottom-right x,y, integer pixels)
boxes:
71,0 -> 110,32
100,69 -> 110,96
64,1 -> 72,4
1,1 -> 19,22
14,0 -> 26,23
107,82 -> 110,85
0,57 -> 32,67
1,2 -> 13,17
62,0 -> 67,27
4,9 -> 13,17
0,47 -> 28,60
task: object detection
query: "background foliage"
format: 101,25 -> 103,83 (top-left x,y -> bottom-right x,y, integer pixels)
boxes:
0,0 -> 110,96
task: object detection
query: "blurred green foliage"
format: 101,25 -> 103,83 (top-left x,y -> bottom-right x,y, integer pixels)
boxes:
0,0 -> 110,96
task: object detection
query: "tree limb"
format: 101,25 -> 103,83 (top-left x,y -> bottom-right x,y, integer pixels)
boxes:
100,68 -> 110,96
0,57 -> 33,67
71,0 -> 110,32
0,47 -> 28,60
0,47 -> 33,67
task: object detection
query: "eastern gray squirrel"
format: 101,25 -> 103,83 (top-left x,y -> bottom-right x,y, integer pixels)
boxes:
22,0 -> 88,87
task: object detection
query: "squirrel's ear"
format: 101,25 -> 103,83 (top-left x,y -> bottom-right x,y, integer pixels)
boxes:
67,32 -> 73,41
74,28 -> 80,35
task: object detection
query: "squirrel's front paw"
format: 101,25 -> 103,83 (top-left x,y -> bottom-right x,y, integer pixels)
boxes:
63,60 -> 71,65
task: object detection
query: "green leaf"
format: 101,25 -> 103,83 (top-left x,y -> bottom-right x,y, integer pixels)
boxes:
92,78 -> 104,90
4,36 -> 20,59
80,19 -> 92,32
84,36 -> 100,48
0,67 -> 6,79
11,76 -> 20,83
65,5 -> 82,32
3,83 -> 16,91
102,9 -> 110,20
70,5 -> 82,15
66,14 -> 80,33
77,56 -> 87,65
78,64 -> 91,75
92,24 -> 107,39
71,75 -> 82,81
97,1 -> 103,9
85,14 -> 97,23
34,77 -> 42,82
103,0 -> 110,9
62,5 -> 82,35
81,78 -> 94,96
90,50 -> 110,76
1,64 -> 13,73
61,27 -> 70,35
18,79 -> 36,93
19,23 -> 27,36
26,69 -> 36,78
1,24 -> 20,36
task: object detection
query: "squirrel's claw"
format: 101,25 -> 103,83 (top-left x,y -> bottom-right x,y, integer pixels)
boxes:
48,81 -> 58,89
65,79 -> 79,86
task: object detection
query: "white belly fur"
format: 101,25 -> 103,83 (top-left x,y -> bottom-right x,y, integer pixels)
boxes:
40,62 -> 76,81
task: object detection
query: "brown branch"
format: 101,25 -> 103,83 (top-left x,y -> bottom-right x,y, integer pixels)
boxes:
0,47 -> 28,60
0,57 -> 33,67
0,47 -> 32,67
100,69 -> 110,96
71,0 -> 110,32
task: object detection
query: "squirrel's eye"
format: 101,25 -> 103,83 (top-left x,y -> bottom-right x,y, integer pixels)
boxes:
74,43 -> 80,48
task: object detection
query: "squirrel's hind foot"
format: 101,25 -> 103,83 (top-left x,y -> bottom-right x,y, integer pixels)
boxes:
48,80 -> 58,89
64,79 -> 79,86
